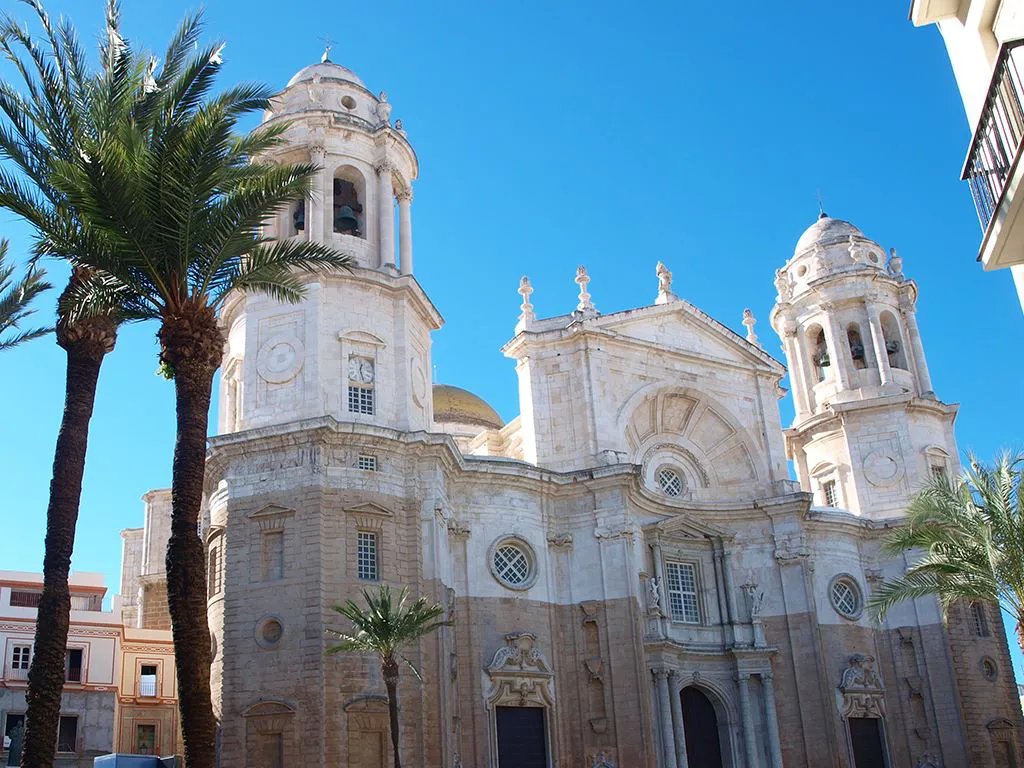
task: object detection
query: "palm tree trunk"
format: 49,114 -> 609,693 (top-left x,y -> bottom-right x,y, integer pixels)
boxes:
383,658 -> 402,768
1017,621 -> 1024,656
159,307 -> 223,768
22,304 -> 116,768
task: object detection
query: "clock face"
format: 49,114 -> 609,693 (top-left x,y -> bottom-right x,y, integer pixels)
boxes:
360,360 -> 374,384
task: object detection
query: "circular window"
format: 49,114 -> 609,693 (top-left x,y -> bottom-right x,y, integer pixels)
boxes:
657,467 -> 684,497
255,617 -> 284,648
488,536 -> 538,590
869,252 -> 880,264
341,95 -> 357,110
829,576 -> 863,620
981,657 -> 998,681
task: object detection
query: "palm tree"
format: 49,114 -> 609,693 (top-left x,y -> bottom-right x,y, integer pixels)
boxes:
0,6 -> 134,764
30,11 -> 353,765
327,586 -> 450,768
0,238 -> 50,351
868,453 -> 1024,652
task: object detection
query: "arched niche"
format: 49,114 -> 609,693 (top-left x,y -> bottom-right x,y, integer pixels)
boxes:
846,323 -> 867,370
805,323 -> 828,382
879,311 -> 907,370
332,164 -> 367,237
242,700 -> 297,768
619,385 -> 766,498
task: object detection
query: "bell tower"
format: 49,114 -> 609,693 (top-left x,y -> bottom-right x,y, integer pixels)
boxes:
770,214 -> 959,519
215,54 -> 441,436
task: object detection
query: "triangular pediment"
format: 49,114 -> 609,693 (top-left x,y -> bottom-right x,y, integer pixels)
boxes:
248,504 -> 296,519
644,510 -> 733,541
594,300 -> 783,373
343,502 -> 394,518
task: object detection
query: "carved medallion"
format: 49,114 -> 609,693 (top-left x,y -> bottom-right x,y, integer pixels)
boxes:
411,357 -> 427,406
256,336 -> 304,384
862,450 -> 903,487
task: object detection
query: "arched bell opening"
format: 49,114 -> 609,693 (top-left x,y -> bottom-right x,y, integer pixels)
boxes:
333,165 -> 366,237
805,324 -> 828,382
847,324 -> 867,370
291,199 -> 305,236
879,311 -> 907,370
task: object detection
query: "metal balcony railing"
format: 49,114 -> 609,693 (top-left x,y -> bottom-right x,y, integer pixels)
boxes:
139,676 -> 158,697
6,666 -> 29,681
963,39 -> 1024,231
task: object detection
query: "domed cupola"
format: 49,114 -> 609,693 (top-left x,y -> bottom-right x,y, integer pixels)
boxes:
779,213 -> 890,302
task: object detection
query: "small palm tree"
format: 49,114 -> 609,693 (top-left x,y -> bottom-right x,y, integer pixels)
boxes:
0,238 -> 50,351
868,453 -> 1024,652
328,585 -> 450,768
29,10 -> 353,765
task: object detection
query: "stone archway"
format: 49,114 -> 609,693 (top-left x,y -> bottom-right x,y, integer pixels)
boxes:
681,687 -> 724,768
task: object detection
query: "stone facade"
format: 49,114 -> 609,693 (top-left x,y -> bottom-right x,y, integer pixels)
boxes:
196,58 -> 1024,768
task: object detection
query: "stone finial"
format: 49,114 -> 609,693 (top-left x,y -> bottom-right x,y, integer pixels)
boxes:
774,269 -> 791,301
888,247 -> 904,279
376,94 -> 392,125
575,265 -> 596,316
654,261 -> 678,305
516,276 -> 535,332
395,118 -> 406,136
742,308 -> 760,347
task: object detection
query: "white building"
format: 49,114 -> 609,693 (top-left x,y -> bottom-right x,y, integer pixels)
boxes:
194,56 -> 1024,767
911,0 -> 1024,312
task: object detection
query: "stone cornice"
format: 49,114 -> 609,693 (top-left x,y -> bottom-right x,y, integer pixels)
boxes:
786,393 -> 958,440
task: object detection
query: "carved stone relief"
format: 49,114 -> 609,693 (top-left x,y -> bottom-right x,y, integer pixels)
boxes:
484,633 -> 553,708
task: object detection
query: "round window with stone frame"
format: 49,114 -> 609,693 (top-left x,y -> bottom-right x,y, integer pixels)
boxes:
488,535 -> 538,591
656,466 -> 684,498
255,616 -> 285,649
981,657 -> 999,682
828,575 -> 863,620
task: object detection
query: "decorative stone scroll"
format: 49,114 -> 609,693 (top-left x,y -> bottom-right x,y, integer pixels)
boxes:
838,654 -> 886,718
484,632 -> 553,708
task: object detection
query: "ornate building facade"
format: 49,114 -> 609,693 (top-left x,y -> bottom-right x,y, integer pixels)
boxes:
196,56 -> 1024,767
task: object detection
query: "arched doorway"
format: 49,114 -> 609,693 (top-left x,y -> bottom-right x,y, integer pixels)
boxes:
681,687 -> 724,768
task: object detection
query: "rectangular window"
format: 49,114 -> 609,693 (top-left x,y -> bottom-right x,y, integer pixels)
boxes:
357,531 -> 379,581
823,480 -> 837,507
57,715 -> 77,753
135,723 -> 157,754
971,602 -> 991,638
139,664 -> 158,697
348,386 -> 375,415
931,464 -> 948,482
64,648 -> 83,683
4,713 -> 25,750
11,645 -> 31,670
257,732 -> 284,768
10,590 -> 42,608
665,561 -> 700,624
262,531 -> 285,581
208,544 -> 221,598
357,455 -> 378,471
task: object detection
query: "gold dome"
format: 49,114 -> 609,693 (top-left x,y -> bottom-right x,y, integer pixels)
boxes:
433,384 -> 504,430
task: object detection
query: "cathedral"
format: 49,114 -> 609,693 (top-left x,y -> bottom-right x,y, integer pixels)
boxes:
181,56 -> 1024,767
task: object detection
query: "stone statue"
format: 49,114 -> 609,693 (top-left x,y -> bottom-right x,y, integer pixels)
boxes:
646,577 -> 662,614
742,582 -> 764,619
395,118 -> 406,135
376,92 -> 392,125
742,308 -> 759,346
575,265 -> 596,315
6,720 -> 24,766
654,261 -> 677,305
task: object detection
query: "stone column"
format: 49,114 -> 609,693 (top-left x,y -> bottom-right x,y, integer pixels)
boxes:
822,309 -> 853,390
309,144 -> 327,243
761,672 -> 784,768
865,305 -> 892,386
722,549 -> 739,626
668,672 -> 689,768
654,668 -> 679,768
781,323 -> 811,417
398,189 -> 413,275
735,672 -> 759,768
902,304 -> 934,396
377,160 -> 396,270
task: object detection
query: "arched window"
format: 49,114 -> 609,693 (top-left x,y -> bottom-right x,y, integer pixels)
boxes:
880,311 -> 907,370
291,199 -> 305,235
333,166 -> 366,237
806,325 -> 829,382
847,324 -> 867,370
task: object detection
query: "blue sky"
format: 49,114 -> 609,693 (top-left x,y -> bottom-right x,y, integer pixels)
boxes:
2,2 -> 1023,674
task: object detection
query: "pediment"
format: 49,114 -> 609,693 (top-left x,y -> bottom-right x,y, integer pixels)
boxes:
338,329 -> 387,347
596,300 -> 783,373
644,510 -> 733,541
345,502 -> 394,530
247,504 -> 296,531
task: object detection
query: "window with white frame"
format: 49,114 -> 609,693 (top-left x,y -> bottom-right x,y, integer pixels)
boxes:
11,645 -> 31,671
657,467 -> 684,497
139,664 -> 158,697
357,455 -> 377,471
665,561 -> 700,624
829,575 -> 862,619
822,480 -> 837,507
347,355 -> 375,415
357,531 -> 378,581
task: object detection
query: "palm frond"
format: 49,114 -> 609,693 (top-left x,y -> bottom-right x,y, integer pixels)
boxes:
0,238 -> 51,350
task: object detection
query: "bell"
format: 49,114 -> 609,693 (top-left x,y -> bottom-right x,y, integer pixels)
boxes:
334,205 -> 358,233
293,200 -> 305,232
